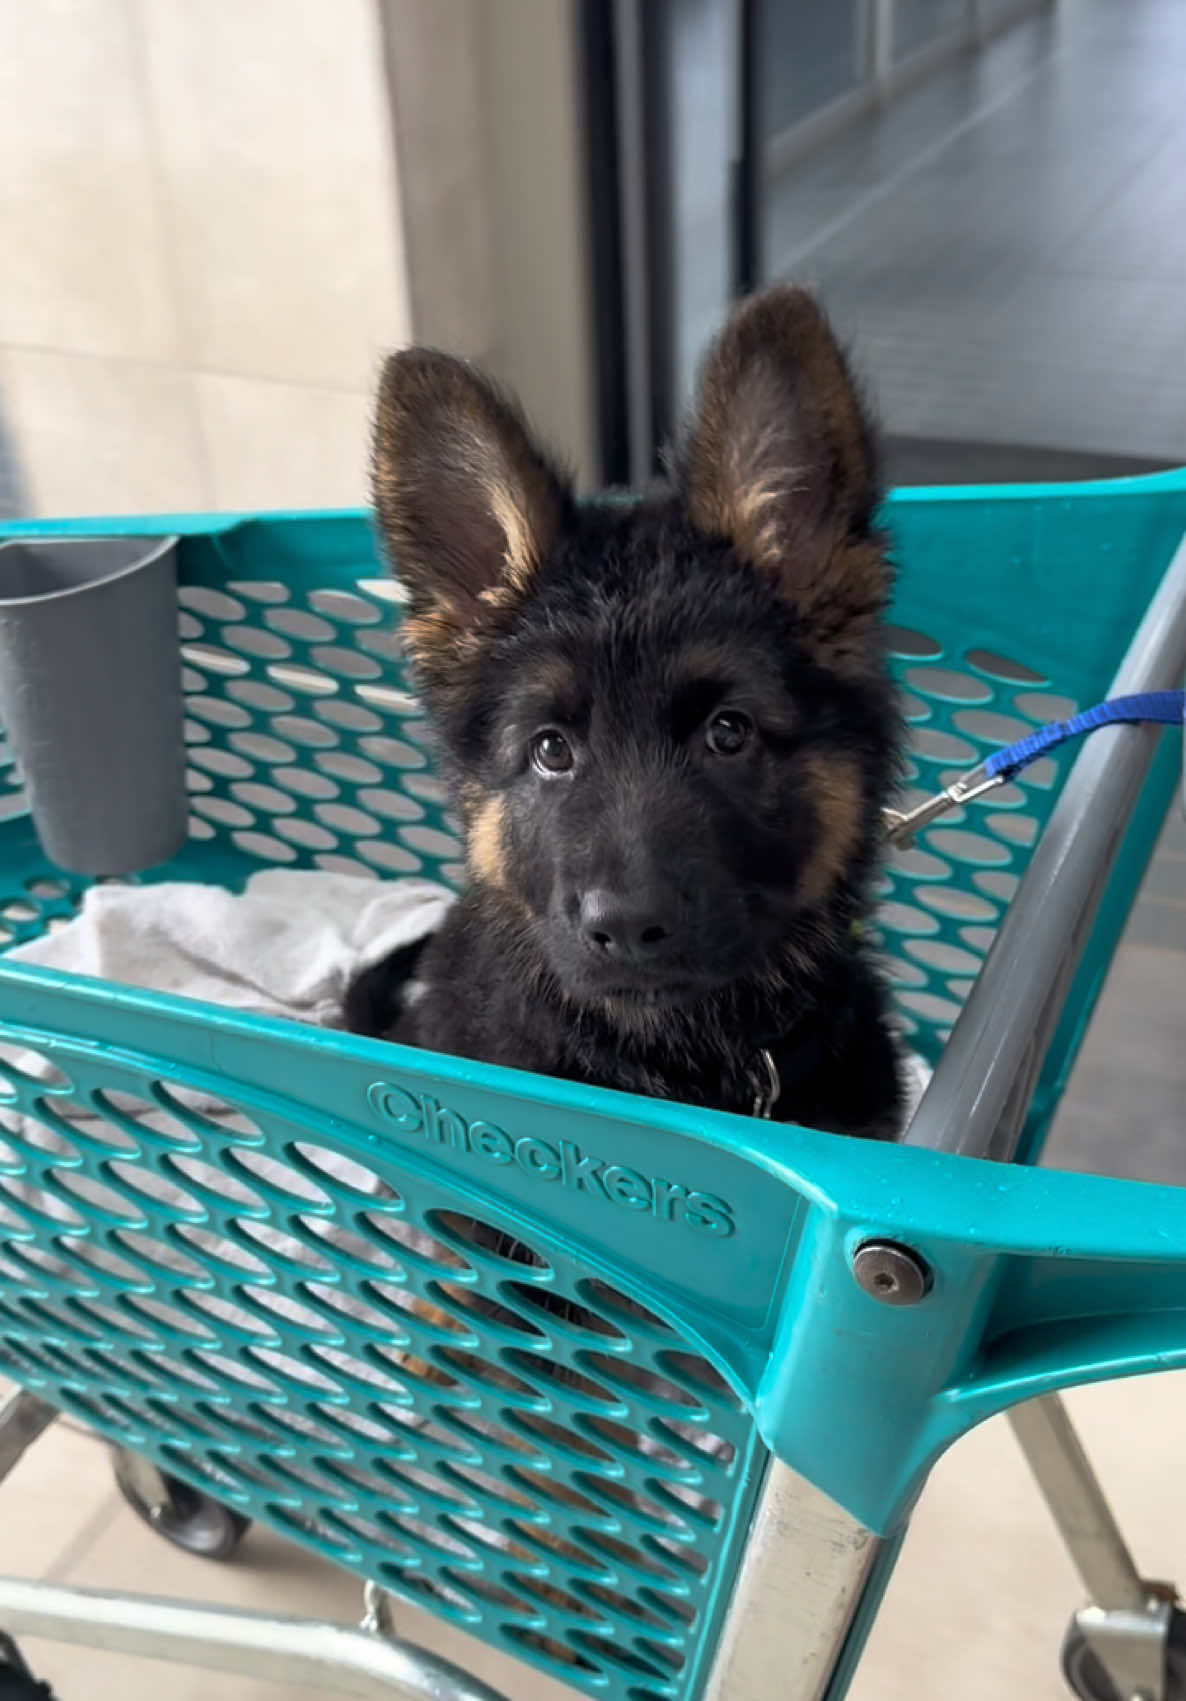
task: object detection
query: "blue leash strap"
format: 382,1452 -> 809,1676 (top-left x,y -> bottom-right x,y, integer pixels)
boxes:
983,690 -> 1186,782
885,689 -> 1185,846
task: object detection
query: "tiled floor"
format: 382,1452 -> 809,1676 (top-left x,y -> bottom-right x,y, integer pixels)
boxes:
768,0 -> 1186,463
0,1386 -> 577,1701
1044,830 -> 1186,1182
7,1361 -> 1186,1700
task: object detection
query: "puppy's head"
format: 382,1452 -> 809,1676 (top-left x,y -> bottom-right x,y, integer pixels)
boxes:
372,287 -> 898,1012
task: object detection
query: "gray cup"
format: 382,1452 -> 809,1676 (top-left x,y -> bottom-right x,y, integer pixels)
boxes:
0,534 -> 188,875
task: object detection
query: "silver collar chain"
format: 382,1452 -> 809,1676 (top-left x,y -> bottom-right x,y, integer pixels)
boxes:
750,1047 -> 781,1119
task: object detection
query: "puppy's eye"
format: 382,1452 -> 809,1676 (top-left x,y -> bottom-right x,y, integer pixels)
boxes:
530,728 -> 575,775
705,709 -> 752,756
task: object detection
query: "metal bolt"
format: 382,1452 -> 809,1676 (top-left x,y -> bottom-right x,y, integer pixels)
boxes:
852,1240 -> 932,1306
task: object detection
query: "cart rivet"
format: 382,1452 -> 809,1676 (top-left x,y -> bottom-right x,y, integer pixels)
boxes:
852,1240 -> 932,1306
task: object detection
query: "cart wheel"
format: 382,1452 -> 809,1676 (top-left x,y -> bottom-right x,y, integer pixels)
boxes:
112,1448 -> 251,1561
0,1632 -> 58,1700
1061,1605 -> 1186,1701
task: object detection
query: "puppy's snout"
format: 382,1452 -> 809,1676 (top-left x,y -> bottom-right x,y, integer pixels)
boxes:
577,886 -> 679,963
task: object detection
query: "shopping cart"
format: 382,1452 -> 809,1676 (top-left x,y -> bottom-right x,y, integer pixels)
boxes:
0,468 -> 1184,1701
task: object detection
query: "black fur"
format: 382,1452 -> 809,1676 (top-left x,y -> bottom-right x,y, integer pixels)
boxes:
352,286 -> 905,1140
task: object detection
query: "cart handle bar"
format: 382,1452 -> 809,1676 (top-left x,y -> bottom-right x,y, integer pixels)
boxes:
884,689 -> 1185,846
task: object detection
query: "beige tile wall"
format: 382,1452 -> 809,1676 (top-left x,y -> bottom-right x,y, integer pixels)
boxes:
0,0 -> 411,517
379,0 -> 598,486
378,0 -> 497,363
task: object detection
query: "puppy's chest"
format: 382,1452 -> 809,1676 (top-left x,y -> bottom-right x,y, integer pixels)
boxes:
412,940 -> 761,1115
410,914 -> 887,1130
569,1030 -> 765,1118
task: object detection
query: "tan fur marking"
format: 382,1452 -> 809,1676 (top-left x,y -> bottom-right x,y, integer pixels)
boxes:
799,754 -> 864,905
724,472 -> 788,569
403,608 -> 455,657
476,581 -> 519,612
402,606 -> 482,673
468,794 -> 508,889
387,1298 -> 461,1388
370,348 -> 567,649
487,476 -> 539,592
692,368 -> 804,570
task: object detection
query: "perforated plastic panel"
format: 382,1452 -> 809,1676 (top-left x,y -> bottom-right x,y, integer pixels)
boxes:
0,1037 -> 761,1699
878,624 -> 1075,1058
177,574 -> 466,886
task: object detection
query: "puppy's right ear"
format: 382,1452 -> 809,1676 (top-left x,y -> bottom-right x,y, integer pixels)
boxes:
682,287 -> 887,669
371,350 -> 570,671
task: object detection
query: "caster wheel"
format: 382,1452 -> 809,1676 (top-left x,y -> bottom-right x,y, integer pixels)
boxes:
113,1448 -> 251,1561
0,1632 -> 58,1700
1062,1605 -> 1186,1701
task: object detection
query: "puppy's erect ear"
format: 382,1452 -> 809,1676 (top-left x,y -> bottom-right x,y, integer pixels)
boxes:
372,349 -> 570,667
682,286 -> 888,663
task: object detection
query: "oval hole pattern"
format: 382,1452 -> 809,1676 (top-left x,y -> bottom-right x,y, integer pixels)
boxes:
0,1044 -> 758,1701
881,633 -> 1079,1064
175,580 -> 455,887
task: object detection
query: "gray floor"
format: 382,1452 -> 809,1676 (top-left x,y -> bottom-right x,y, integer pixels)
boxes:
765,0 -> 1186,1184
1042,810 -> 1186,1185
768,0 -> 1186,462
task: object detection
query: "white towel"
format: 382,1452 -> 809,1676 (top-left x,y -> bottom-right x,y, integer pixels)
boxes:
901,1047 -> 933,1126
9,868 -> 455,1028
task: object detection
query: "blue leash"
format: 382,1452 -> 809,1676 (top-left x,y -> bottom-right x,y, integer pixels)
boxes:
984,690 -> 1185,781
885,688 -> 1185,845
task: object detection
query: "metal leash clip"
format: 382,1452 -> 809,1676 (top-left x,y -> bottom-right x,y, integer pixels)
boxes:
883,763 -> 1006,848
750,1048 -> 781,1119
885,691 -> 1186,846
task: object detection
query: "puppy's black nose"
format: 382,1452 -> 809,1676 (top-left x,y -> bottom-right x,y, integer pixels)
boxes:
578,887 -> 678,962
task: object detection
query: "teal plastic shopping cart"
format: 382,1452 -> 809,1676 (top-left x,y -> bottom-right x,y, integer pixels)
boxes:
0,467 -> 1184,1701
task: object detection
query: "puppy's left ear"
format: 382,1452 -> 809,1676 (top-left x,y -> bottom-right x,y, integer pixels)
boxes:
682,286 -> 889,664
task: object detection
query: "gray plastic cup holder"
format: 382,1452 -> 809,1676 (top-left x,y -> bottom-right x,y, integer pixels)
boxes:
0,534 -> 188,876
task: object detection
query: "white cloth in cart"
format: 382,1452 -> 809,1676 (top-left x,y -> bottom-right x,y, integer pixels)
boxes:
8,868 -> 455,1030
901,1048 -> 933,1125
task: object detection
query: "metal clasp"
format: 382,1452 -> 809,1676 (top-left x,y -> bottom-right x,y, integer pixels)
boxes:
883,763 -> 1006,847
751,1048 -> 780,1119
361,1580 -> 394,1637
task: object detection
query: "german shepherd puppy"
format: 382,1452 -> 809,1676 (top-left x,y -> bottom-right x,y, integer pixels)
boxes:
348,286 -> 904,1140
